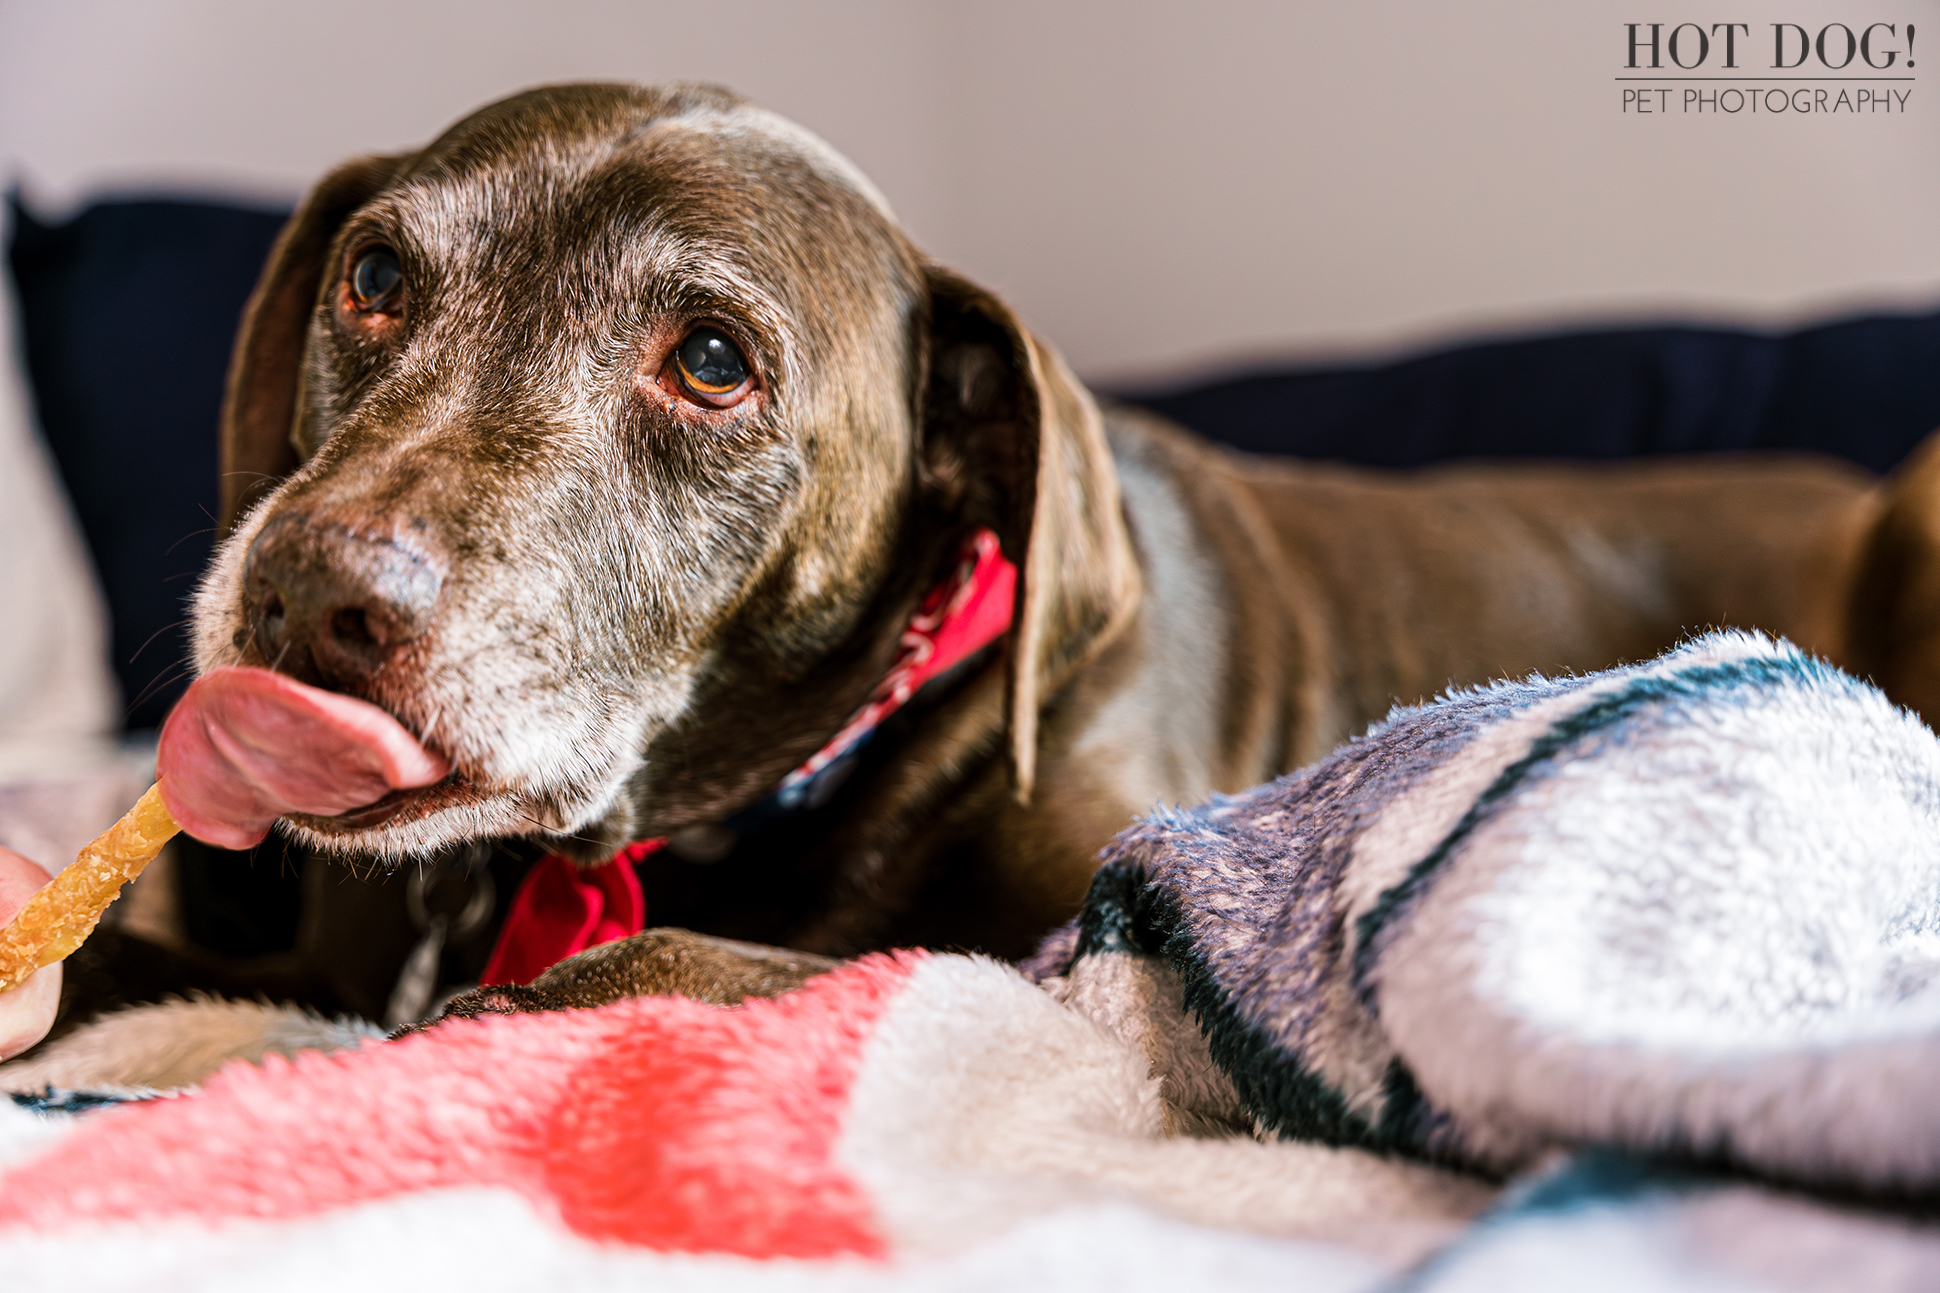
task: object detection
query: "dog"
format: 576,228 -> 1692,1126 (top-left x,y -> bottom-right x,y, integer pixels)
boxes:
20,80 -> 1940,1055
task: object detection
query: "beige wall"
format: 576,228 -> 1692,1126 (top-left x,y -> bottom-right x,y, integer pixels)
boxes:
2,0 -> 1935,381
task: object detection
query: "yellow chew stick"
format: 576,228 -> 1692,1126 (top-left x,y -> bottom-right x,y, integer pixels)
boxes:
0,783 -> 180,994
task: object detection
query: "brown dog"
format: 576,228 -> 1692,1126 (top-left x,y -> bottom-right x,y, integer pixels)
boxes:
123,82 -> 1940,1015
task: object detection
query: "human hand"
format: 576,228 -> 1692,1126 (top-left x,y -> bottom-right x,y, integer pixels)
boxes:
0,848 -> 60,1061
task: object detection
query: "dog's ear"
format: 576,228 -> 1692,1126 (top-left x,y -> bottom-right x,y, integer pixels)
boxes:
218,154 -> 414,533
918,266 -> 1142,803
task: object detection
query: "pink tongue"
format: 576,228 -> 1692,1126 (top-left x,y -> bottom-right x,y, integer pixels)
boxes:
156,667 -> 450,850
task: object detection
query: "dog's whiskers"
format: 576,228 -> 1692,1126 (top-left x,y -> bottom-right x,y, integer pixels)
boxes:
514,809 -> 612,851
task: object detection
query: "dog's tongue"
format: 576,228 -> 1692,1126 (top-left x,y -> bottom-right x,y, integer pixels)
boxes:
156,667 -> 450,850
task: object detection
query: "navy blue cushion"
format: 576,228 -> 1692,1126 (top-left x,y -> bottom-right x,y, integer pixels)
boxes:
9,195 -> 287,730
1122,313 -> 1940,475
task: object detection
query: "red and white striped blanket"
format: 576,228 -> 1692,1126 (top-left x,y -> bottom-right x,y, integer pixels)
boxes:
0,952 -> 1457,1292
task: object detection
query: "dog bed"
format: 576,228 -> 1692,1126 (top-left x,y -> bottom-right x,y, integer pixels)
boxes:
5,631 -> 1940,1290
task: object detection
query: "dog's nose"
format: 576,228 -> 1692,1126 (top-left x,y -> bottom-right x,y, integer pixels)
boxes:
243,512 -> 443,689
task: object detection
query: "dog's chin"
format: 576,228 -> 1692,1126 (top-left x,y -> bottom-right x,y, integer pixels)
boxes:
280,777 -> 616,864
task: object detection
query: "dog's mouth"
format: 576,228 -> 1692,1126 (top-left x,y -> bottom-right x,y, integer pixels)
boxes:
311,784 -> 437,830
160,664 -> 480,850
214,605 -> 651,850
232,663 -> 634,850
244,661 -> 475,833
288,774 -> 489,835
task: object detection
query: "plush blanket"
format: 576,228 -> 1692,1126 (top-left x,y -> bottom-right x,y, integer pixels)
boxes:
1028,630 -> 1940,1188
4,631 -> 1940,1290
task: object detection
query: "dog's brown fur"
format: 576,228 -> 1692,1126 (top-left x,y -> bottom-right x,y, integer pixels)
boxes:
168,82 -> 1930,994
420,930 -> 836,1029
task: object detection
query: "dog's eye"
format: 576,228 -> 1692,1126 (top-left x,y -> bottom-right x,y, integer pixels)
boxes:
347,247 -> 404,312
673,327 -> 751,404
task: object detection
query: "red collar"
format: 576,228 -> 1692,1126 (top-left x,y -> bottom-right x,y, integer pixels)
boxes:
481,530 -> 1017,985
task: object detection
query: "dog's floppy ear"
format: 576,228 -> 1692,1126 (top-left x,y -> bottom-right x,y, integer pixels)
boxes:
919,266 -> 1142,803
218,154 -> 414,533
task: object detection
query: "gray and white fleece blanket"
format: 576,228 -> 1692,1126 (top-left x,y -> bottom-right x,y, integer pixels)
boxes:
1026,629 -> 1940,1285
5,630 -> 1940,1291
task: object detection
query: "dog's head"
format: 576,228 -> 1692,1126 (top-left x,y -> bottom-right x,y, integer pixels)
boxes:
196,83 -> 1139,861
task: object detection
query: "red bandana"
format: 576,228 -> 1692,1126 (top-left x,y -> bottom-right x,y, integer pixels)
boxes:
481,530 -> 1017,985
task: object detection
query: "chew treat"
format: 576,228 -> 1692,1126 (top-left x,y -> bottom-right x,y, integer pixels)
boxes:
0,667 -> 448,995
0,784 -> 178,994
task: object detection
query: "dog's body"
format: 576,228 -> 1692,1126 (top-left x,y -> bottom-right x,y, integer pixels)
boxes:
624,413 -> 1878,959
23,81 -> 1940,1042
